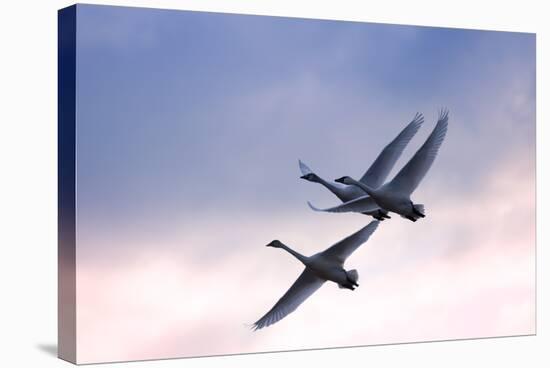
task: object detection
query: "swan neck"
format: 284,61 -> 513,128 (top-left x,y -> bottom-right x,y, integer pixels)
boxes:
316,176 -> 345,197
351,179 -> 376,196
279,244 -> 308,265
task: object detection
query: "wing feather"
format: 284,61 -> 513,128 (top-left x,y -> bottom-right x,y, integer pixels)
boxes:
252,270 -> 325,330
388,109 -> 449,195
359,113 -> 424,187
322,221 -> 380,263
307,196 -> 380,214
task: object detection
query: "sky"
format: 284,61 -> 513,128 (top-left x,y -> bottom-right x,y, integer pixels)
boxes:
72,4 -> 535,364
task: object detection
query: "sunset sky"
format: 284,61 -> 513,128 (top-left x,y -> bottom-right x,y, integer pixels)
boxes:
72,4 -> 535,364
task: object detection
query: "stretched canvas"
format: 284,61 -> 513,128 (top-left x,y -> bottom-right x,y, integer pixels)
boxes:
58,4 -> 536,364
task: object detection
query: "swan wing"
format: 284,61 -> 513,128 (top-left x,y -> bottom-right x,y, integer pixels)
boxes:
307,195 -> 379,214
253,269 -> 325,330
298,159 -> 314,175
388,109 -> 449,196
323,221 -> 380,263
359,113 -> 424,188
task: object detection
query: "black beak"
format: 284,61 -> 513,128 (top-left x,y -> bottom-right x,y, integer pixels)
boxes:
300,175 -> 308,179
335,177 -> 346,183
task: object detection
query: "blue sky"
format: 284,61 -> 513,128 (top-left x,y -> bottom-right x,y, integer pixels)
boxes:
76,5 -> 534,224
76,5 -> 534,226
72,5 -> 535,363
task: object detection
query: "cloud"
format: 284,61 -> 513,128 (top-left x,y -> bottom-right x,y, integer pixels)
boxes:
75,149 -> 534,363
70,6 -> 535,363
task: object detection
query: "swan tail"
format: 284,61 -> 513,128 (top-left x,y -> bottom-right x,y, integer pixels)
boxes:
347,269 -> 359,283
414,204 -> 425,215
339,269 -> 359,289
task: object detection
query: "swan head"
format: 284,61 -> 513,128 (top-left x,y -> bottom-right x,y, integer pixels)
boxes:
266,240 -> 284,248
335,176 -> 354,185
300,173 -> 319,182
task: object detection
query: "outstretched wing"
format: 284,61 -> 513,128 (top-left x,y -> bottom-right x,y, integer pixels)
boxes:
322,221 -> 380,264
307,195 -> 380,214
359,113 -> 424,188
253,269 -> 325,330
298,160 -> 314,176
388,109 -> 449,196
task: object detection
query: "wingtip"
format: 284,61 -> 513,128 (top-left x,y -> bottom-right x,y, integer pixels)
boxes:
244,322 -> 258,331
298,159 -> 313,175
438,108 -> 450,123
307,201 -> 323,212
406,112 -> 424,133
412,112 -> 425,126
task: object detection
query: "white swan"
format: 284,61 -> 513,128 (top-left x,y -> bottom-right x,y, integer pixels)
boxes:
252,221 -> 379,330
299,113 -> 424,220
309,109 -> 449,222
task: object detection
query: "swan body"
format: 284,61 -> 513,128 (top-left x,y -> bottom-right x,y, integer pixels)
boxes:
310,110 -> 449,221
252,220 -> 379,330
299,113 -> 424,220
346,180 -> 425,221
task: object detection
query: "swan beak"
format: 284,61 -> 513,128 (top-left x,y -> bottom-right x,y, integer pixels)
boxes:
334,177 -> 346,184
299,175 -> 308,180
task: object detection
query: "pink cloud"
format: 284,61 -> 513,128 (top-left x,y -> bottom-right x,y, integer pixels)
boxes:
75,151 -> 535,363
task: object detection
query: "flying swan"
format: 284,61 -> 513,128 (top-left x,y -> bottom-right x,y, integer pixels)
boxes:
252,220 -> 379,330
308,109 -> 449,222
299,113 -> 424,220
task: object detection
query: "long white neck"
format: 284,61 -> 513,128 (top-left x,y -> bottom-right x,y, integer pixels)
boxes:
314,176 -> 348,200
349,178 -> 378,197
279,244 -> 309,265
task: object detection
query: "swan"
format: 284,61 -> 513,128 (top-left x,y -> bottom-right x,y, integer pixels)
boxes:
308,109 -> 449,222
299,113 -> 424,220
252,220 -> 380,330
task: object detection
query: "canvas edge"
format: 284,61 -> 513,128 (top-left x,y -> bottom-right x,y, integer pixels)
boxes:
58,4 -> 77,365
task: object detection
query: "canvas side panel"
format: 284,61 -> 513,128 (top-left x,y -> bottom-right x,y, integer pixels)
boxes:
58,5 -> 77,364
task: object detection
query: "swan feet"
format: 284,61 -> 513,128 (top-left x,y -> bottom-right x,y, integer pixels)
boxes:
372,210 -> 391,221
413,208 -> 425,218
343,279 -> 359,290
405,215 -> 418,222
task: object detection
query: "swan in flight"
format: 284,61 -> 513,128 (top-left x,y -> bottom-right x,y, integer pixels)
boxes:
252,221 -> 379,330
299,113 -> 424,221
309,109 -> 449,222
